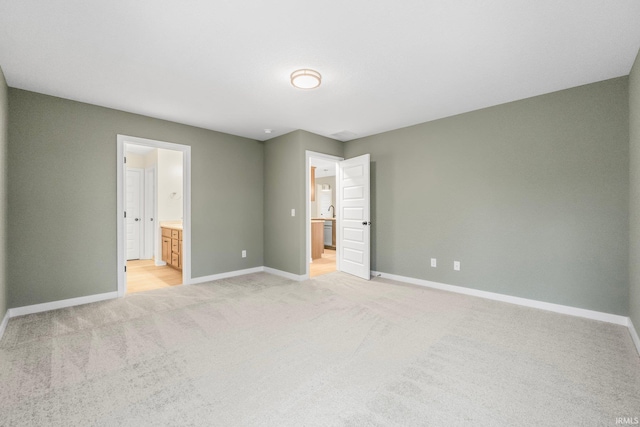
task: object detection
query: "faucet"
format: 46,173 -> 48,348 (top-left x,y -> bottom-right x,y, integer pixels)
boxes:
328,205 -> 335,218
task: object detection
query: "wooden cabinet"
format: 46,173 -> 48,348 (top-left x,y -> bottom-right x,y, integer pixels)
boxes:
332,221 -> 336,248
161,227 -> 182,270
162,237 -> 171,263
311,220 -> 324,260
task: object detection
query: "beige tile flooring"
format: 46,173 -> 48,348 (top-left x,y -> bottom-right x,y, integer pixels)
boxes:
310,248 -> 336,277
126,259 -> 183,294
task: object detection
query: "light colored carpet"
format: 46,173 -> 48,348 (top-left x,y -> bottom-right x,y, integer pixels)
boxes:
1,272 -> 639,426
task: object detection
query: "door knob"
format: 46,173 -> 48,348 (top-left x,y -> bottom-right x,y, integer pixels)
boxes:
362,221 -> 371,225
135,218 -> 140,221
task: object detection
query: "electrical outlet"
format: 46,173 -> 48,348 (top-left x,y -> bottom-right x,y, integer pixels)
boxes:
454,261 -> 461,271
291,209 -> 295,217
431,258 -> 437,268
242,250 -> 246,258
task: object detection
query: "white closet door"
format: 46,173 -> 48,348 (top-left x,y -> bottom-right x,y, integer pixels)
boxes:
126,168 -> 143,260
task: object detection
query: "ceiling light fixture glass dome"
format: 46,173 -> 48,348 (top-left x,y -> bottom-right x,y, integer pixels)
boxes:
290,69 -> 321,89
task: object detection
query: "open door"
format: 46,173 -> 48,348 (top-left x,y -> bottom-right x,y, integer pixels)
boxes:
337,154 -> 371,280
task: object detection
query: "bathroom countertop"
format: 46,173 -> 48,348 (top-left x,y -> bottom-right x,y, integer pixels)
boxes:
160,221 -> 183,230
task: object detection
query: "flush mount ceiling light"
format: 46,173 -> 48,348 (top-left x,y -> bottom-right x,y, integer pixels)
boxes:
290,69 -> 321,89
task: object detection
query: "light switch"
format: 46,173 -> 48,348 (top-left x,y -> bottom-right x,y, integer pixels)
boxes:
291,209 -> 295,217
431,258 -> 437,268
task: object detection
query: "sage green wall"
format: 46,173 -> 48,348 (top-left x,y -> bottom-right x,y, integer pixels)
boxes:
629,49 -> 640,328
344,77 -> 629,315
264,130 -> 343,275
0,67 -> 7,318
8,89 -> 264,308
3,73 -> 632,317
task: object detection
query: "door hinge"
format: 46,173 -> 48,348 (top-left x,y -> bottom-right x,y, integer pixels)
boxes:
124,156 -> 127,164
124,211 -> 127,218
124,266 -> 127,273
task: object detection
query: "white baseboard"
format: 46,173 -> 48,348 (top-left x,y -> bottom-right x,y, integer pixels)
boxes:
189,267 -> 265,285
9,291 -> 119,318
371,271 -> 629,327
263,267 -> 307,282
629,319 -> 640,357
3,268 -> 637,355
3,266 -> 303,320
0,309 -> 9,342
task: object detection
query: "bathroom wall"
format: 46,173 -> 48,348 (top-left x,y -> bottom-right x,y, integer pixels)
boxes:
157,148 -> 183,223
315,176 -> 336,218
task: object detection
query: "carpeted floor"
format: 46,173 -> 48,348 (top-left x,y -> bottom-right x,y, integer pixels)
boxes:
1,272 -> 639,426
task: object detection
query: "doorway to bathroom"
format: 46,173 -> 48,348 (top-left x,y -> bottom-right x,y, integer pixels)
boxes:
117,135 -> 192,296
306,150 -> 372,280
307,152 -> 342,278
310,157 -> 337,277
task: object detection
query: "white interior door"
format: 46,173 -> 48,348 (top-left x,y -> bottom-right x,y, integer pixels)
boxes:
126,168 -> 143,260
338,154 -> 370,280
144,167 -> 155,260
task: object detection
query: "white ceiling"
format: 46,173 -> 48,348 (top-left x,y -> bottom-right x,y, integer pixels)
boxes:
124,143 -> 155,155
1,1 -> 639,142
311,158 -> 337,178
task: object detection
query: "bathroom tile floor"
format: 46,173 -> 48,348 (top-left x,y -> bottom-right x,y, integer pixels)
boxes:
126,259 -> 183,294
310,249 -> 336,277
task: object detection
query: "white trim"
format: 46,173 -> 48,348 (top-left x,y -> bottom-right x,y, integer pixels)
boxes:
3,269 -> 636,356
117,139 -> 125,296
0,309 -> 9,341
8,292 -> 118,318
188,267 -> 265,285
193,266 -> 306,283
371,270 -> 629,326
1,267 -> 293,322
305,151 -> 343,279
118,135 -> 192,298
264,267 -> 307,282
629,319 -> 640,356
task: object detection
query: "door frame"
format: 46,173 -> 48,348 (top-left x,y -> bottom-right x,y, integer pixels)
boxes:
117,134 -> 192,297
125,167 -> 145,261
305,150 -> 344,279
